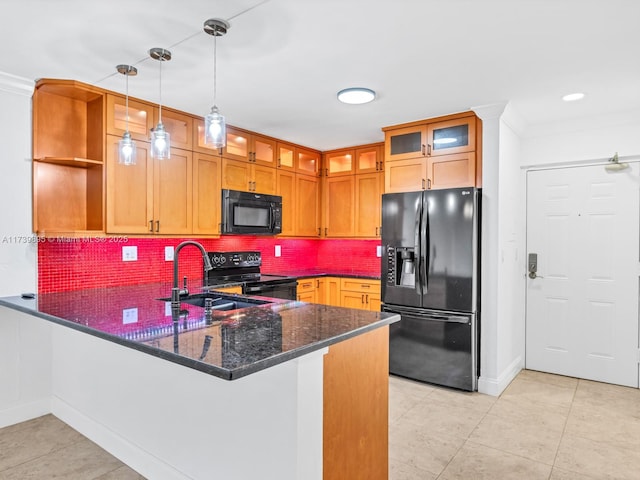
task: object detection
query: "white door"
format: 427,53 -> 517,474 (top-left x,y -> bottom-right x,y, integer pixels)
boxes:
526,163 -> 639,387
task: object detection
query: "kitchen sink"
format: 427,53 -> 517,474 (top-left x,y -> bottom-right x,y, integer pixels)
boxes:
157,293 -> 270,311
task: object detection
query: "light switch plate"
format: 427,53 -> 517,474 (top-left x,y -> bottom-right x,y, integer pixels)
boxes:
165,246 -> 174,261
122,246 -> 137,261
275,245 -> 281,257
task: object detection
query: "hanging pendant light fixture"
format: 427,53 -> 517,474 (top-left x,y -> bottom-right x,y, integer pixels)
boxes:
116,64 -> 138,165
149,47 -> 172,159
203,18 -> 230,149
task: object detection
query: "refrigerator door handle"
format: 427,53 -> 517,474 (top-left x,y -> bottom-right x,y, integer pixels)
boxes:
414,199 -> 423,294
422,196 -> 429,290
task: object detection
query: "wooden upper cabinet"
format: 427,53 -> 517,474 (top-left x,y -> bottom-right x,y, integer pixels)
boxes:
276,142 -> 295,171
221,158 -> 277,195
222,127 -> 277,167
355,144 -> 384,174
355,172 -> 383,237
276,169 -> 296,236
385,158 -> 428,193
324,176 -> 355,237
384,124 -> 427,162
426,116 -> 475,157
324,149 -> 354,177
296,174 -> 320,236
193,152 -> 221,235
155,108 -> 193,151
428,152 -> 476,189
106,94 -> 154,143
106,135 -> 192,235
296,147 -> 321,177
32,79 -> 105,235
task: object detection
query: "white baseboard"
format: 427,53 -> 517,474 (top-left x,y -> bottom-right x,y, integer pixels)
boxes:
477,355 -> 523,396
0,398 -> 51,429
51,396 -> 188,480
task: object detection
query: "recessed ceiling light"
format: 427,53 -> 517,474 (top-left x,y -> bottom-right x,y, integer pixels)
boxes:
562,92 -> 585,102
337,87 -> 376,105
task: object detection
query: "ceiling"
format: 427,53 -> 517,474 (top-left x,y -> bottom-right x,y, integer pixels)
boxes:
2,0 -> 639,151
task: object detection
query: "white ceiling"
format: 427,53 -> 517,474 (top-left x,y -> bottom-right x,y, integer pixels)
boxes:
2,0 -> 638,151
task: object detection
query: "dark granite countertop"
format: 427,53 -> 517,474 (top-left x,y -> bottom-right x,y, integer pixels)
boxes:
264,270 -> 381,281
0,283 -> 398,381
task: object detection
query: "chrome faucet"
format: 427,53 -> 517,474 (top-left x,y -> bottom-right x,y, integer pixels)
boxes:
171,241 -> 213,311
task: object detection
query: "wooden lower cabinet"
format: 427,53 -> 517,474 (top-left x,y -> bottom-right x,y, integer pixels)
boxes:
340,278 -> 381,311
324,325 -> 389,480
297,278 -> 317,303
212,285 -> 243,295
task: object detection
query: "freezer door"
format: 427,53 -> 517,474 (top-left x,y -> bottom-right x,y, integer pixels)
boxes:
381,191 -> 424,308
422,188 -> 479,312
386,305 -> 477,391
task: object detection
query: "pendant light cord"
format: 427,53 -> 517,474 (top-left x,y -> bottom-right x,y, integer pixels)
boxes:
213,32 -> 217,107
158,57 -> 163,122
125,72 -> 130,133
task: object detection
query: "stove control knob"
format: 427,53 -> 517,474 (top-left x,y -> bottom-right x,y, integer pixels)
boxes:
221,257 -> 226,264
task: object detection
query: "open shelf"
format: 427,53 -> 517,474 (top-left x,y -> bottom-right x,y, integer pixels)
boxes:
35,157 -> 103,168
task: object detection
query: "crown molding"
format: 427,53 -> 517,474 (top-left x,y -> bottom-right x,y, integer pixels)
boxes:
0,71 -> 34,97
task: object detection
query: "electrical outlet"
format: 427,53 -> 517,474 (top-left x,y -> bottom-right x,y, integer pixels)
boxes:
165,246 -> 174,261
165,302 -> 172,317
376,245 -> 382,258
275,245 -> 281,257
122,307 -> 138,324
122,246 -> 138,261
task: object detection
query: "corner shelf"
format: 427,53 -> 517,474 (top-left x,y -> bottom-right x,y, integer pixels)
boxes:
35,157 -> 103,168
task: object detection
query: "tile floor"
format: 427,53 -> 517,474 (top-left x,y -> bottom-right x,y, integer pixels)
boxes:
1,369 -> 639,479
389,369 -> 640,479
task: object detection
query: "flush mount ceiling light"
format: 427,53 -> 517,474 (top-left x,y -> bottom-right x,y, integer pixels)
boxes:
116,64 -> 137,166
149,47 -> 172,159
203,18 -> 230,149
337,87 -> 376,105
562,92 -> 585,102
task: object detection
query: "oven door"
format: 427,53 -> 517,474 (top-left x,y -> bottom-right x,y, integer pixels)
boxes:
243,281 -> 297,300
221,189 -> 282,235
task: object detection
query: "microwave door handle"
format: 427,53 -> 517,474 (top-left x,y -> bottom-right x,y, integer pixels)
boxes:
270,204 -> 276,231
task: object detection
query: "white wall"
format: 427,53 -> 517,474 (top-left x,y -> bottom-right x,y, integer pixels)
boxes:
0,72 -> 36,296
474,103 -> 527,396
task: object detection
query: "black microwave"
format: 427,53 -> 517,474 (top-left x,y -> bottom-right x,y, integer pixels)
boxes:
221,189 -> 282,235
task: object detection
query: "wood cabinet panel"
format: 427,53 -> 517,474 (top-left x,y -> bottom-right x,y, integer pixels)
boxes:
193,153 -> 221,235
154,149 -> 192,234
384,158 -> 427,193
156,108 -> 193,151
324,149 -> 354,177
429,152 -> 476,189
324,176 -> 355,237
340,278 -> 381,311
355,144 -> 384,174
296,147 -> 321,177
253,164 -> 277,195
297,278 -> 317,303
276,170 -> 296,236
106,136 -> 153,234
355,172 -> 382,237
324,326 -> 389,480
222,158 -> 251,192
106,94 -> 154,143
295,175 -> 320,237
276,142 -> 295,171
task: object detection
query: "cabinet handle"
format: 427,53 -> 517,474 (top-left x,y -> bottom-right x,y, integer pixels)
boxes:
422,179 -> 426,189
421,144 -> 426,156
277,158 -> 281,168
361,294 -> 365,304
375,226 -> 379,236
316,279 -> 320,288
155,220 -> 160,232
427,144 -> 432,156
427,178 -> 431,189
149,220 -> 153,232
361,284 -> 370,288
325,227 -> 328,236
366,294 -> 369,304
317,228 -> 321,236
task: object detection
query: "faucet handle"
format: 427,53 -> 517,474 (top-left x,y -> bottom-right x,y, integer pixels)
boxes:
181,275 -> 189,296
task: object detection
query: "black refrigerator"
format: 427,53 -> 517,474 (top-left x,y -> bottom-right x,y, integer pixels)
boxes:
381,187 -> 480,391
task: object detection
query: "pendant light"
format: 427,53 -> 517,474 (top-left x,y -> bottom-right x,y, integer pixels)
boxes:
116,64 -> 137,165
203,18 -> 230,149
149,47 -> 172,159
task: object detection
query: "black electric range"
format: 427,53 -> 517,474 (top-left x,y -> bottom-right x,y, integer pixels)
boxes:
206,251 -> 297,300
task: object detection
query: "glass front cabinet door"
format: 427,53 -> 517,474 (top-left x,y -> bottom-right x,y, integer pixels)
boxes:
426,116 -> 476,157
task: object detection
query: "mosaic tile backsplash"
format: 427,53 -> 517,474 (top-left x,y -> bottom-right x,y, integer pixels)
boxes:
38,237 -> 382,293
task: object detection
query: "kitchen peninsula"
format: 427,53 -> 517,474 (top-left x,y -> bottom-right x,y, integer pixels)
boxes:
0,284 -> 399,480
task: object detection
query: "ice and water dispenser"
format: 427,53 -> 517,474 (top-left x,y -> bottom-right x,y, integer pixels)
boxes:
385,246 -> 416,287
